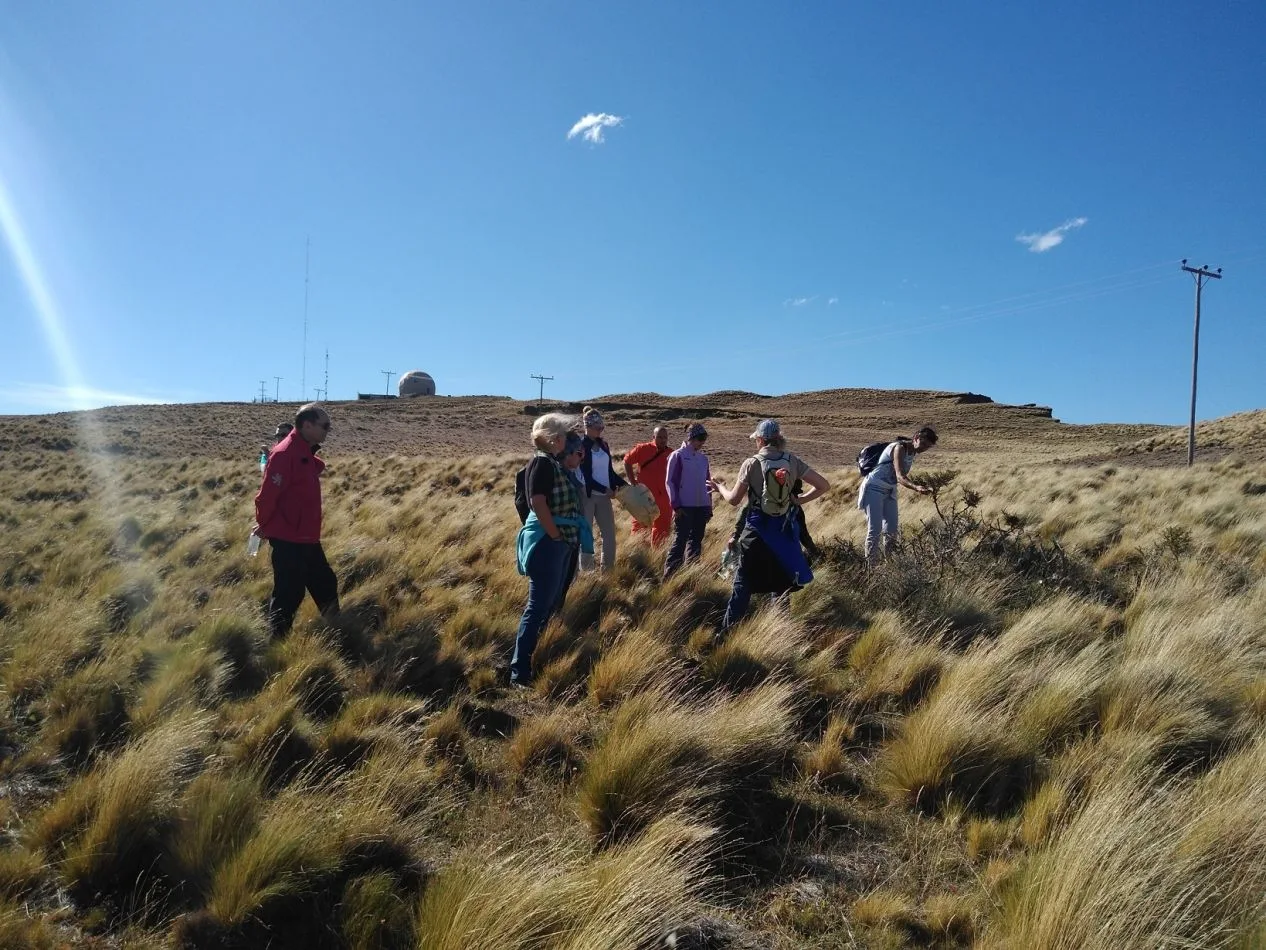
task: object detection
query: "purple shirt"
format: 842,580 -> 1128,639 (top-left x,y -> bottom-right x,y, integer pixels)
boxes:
666,442 -> 713,509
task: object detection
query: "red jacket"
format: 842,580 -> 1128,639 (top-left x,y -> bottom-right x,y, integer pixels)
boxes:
254,431 -> 325,543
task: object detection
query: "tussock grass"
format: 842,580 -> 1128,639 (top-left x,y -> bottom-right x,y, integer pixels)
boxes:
40,653 -> 134,765
587,625 -> 682,706
577,682 -> 797,847
700,607 -> 811,693
798,715 -> 861,792
414,815 -> 712,950
506,706 -> 586,780
51,715 -> 209,914
987,734 -> 1266,949
0,898 -> 58,950
1,418 -> 1264,947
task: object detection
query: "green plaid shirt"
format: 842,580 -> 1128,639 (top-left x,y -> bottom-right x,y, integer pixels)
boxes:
531,451 -> 582,545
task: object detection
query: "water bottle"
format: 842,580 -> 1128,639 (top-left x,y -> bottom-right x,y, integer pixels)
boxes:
246,534 -> 261,557
718,547 -> 735,580
258,451 -> 268,472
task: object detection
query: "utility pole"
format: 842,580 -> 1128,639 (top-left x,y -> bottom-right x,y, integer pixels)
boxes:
530,373 -> 554,404
324,348 -> 329,403
1180,260 -> 1223,466
258,380 -> 268,403
301,237 -> 310,402
314,388 -> 323,401
382,370 -> 395,395
273,376 -> 284,403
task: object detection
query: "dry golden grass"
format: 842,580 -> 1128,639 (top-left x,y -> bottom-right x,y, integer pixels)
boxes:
0,392 -> 1263,947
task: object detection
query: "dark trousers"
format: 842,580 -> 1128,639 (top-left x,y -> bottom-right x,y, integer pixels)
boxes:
721,555 -> 793,631
511,537 -> 572,684
268,539 -> 340,638
664,506 -> 712,579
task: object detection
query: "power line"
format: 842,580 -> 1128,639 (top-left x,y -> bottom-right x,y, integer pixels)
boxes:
530,373 -> 554,403
273,376 -> 283,403
1180,260 -> 1223,466
258,380 -> 268,403
324,348 -> 329,402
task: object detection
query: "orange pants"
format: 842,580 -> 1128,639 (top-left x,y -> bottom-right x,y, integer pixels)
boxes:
631,489 -> 672,546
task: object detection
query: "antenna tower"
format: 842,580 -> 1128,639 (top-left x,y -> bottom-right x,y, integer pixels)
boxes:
324,348 -> 329,401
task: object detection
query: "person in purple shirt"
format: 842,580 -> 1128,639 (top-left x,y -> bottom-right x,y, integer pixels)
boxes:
663,422 -> 714,579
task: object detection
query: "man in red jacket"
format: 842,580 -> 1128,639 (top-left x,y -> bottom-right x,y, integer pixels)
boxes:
252,403 -> 339,637
622,425 -> 674,546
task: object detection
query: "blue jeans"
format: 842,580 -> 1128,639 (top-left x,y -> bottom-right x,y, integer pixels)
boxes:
511,537 -> 572,683
663,507 -> 712,579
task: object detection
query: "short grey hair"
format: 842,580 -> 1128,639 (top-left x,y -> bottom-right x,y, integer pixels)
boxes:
531,412 -> 578,450
295,403 -> 327,427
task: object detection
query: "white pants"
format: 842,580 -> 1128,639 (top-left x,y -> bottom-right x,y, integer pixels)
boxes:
580,492 -> 617,572
859,481 -> 899,565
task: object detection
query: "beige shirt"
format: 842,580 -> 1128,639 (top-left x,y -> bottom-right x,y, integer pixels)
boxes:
737,448 -> 811,501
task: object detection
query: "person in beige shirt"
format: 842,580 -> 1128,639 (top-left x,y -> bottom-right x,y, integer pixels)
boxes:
709,419 -> 829,631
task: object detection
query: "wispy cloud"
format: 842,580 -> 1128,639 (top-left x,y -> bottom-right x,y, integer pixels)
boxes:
828,297 -> 838,305
783,295 -> 818,307
0,382 -> 174,414
1016,216 -> 1088,253
567,113 -> 624,145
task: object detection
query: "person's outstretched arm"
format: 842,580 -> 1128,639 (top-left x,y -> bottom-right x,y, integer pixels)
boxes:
892,443 -> 931,494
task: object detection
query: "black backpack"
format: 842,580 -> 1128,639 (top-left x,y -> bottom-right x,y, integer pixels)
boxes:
513,465 -> 530,524
857,438 -> 910,477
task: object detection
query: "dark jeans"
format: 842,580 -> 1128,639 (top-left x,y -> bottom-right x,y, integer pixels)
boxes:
664,506 -> 712,579
721,557 -> 793,631
511,536 -> 572,684
268,539 -> 340,638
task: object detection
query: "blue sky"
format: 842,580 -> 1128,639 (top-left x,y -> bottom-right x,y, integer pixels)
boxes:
1,1 -> 1262,423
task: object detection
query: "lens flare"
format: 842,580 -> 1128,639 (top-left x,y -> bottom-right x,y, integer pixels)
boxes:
0,164 -> 131,541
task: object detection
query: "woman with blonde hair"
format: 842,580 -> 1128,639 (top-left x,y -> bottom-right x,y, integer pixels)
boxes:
511,413 -> 592,687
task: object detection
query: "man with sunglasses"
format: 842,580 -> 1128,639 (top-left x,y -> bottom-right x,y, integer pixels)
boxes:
252,403 -> 340,638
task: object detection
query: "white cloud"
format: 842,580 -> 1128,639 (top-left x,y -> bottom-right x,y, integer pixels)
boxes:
567,113 -> 624,145
1016,217 -> 1088,253
783,295 -> 817,307
0,382 -> 173,413
828,297 -> 838,305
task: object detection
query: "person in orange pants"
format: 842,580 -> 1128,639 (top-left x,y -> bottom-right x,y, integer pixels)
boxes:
622,425 -> 674,546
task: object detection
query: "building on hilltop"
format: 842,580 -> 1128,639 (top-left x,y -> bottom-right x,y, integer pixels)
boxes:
398,371 -> 436,398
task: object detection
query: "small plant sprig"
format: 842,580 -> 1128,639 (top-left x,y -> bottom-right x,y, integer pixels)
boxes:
909,469 -> 960,521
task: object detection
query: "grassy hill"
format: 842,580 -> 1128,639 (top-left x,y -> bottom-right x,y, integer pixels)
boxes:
0,389 -> 1263,948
